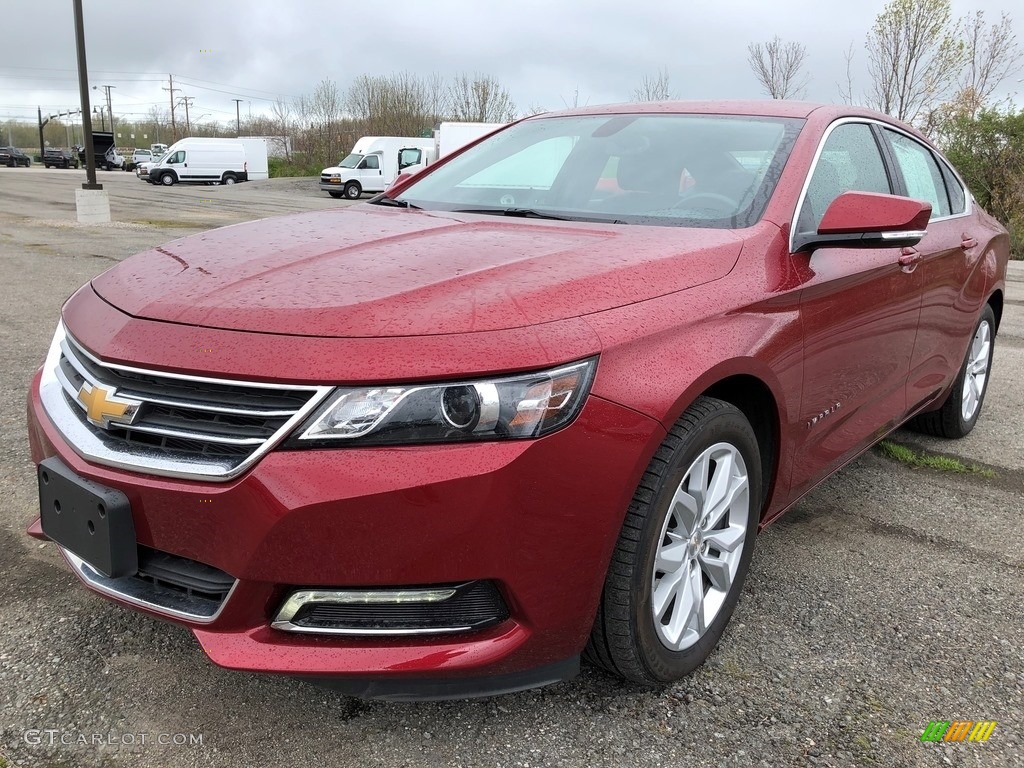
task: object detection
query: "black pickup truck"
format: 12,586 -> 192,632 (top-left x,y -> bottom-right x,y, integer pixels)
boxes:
78,132 -> 123,170
43,148 -> 80,169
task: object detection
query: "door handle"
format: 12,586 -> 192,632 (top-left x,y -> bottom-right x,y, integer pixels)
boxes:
961,233 -> 978,250
898,246 -> 921,272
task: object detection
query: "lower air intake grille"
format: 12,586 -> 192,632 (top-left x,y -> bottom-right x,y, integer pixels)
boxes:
278,581 -> 509,635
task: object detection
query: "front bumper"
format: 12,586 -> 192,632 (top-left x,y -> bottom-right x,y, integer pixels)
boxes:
27,366 -> 663,695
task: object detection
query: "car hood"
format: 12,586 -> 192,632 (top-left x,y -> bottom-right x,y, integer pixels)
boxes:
91,207 -> 744,338
320,166 -> 351,174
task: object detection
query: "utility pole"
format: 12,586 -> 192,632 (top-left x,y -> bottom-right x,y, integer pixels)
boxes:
94,84 -> 115,133
163,74 -> 179,141
72,0 -> 100,191
232,98 -> 243,136
179,96 -> 195,136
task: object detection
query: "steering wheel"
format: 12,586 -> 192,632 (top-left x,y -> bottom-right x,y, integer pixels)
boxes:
672,192 -> 739,211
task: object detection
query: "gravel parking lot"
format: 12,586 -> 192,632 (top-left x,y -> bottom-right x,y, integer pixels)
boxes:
1,166 -> 1021,768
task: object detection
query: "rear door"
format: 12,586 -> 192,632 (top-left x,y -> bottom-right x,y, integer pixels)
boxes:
788,121 -> 924,497
878,129 -> 980,410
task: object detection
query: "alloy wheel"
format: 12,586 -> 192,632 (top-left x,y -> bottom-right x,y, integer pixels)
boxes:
961,320 -> 992,422
651,442 -> 750,651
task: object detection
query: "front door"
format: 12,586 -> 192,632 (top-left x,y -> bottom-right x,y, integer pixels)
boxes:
788,121 -> 924,497
358,153 -> 384,192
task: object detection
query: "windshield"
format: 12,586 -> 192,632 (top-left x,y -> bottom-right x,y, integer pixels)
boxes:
337,153 -> 363,169
398,114 -> 803,228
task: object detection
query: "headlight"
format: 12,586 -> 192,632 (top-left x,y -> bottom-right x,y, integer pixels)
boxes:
289,358 -> 597,447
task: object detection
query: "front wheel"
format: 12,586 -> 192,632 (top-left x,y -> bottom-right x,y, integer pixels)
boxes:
328,191 -> 343,199
343,181 -> 361,200
159,173 -> 175,186
909,304 -> 996,438
585,396 -> 761,684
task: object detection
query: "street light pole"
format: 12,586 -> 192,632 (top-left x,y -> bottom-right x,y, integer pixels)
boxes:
72,0 -> 99,190
232,98 -> 243,136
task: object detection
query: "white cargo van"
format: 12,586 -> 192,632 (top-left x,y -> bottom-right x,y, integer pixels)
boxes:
319,136 -> 434,199
146,137 -> 268,186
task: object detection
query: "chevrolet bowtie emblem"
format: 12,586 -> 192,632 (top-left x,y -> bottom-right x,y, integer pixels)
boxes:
77,383 -> 142,429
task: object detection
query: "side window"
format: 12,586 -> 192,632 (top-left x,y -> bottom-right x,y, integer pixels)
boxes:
362,155 -> 380,170
797,123 -> 891,234
885,132 -> 951,219
398,148 -> 421,169
938,160 -> 967,215
167,151 -> 184,164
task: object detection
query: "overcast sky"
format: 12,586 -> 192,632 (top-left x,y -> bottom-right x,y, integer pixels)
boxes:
1,0 -> 1021,127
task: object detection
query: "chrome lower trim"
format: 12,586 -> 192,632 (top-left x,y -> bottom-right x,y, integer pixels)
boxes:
271,622 -> 474,636
39,321 -> 333,481
271,587 -> 471,636
59,547 -> 237,624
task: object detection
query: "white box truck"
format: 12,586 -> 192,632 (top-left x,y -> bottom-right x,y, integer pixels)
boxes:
393,122 -> 506,179
319,136 -> 434,199
146,137 -> 268,186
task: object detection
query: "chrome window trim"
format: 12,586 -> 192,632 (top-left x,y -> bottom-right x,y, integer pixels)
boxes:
59,546 -> 237,624
39,321 -> 333,482
789,116 -> 973,254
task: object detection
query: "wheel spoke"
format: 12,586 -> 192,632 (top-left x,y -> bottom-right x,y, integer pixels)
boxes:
703,450 -> 734,522
703,524 -> 745,553
655,540 -> 687,573
704,472 -> 748,532
652,568 -> 684,619
698,550 -> 733,592
686,452 -> 711,509
687,563 -> 706,636
670,490 -> 700,536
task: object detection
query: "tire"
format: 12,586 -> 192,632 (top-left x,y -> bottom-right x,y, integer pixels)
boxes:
328,191 -> 343,199
159,173 -> 175,186
908,304 -> 996,439
222,173 -> 236,185
585,396 -> 762,685
343,181 -> 361,200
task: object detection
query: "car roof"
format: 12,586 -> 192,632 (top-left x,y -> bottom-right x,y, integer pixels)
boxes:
535,100 -> 909,125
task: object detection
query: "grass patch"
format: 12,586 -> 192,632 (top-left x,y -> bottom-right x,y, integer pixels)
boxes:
877,440 -> 995,477
268,157 -> 321,178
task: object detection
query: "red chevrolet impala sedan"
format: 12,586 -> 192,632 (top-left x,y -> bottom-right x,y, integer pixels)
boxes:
26,102 -> 1008,699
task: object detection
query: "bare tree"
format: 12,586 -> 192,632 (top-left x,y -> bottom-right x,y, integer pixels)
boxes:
448,73 -> 517,123
865,0 -> 963,124
747,36 -> 810,99
956,11 -> 1021,115
838,43 -> 857,104
632,69 -> 674,102
270,97 -> 293,160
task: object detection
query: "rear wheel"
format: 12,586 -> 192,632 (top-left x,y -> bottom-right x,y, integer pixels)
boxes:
344,181 -> 361,200
909,304 -> 996,438
222,173 -> 237,185
585,396 -> 761,684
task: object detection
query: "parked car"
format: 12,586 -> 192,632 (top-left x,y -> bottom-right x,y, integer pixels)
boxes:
26,102 -> 1008,699
43,148 -> 80,169
0,146 -> 31,167
78,131 -> 123,171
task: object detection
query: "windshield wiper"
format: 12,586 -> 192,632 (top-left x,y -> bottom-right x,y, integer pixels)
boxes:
451,207 -> 571,221
368,195 -> 420,209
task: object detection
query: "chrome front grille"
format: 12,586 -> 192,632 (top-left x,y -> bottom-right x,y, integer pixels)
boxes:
39,322 -> 331,481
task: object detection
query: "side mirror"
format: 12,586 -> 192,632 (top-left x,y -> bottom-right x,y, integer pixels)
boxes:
795,191 -> 932,252
384,169 -> 417,197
